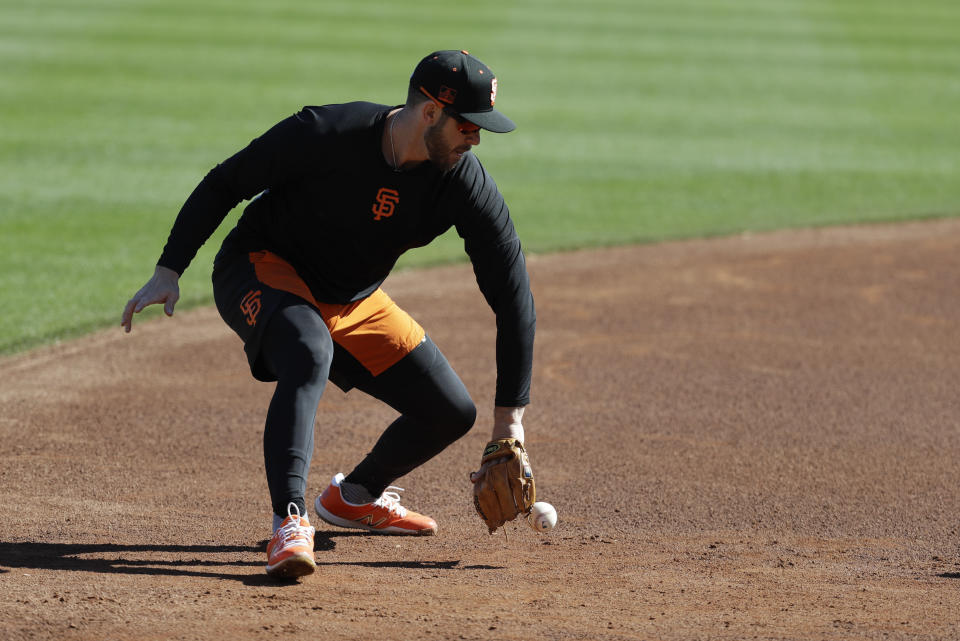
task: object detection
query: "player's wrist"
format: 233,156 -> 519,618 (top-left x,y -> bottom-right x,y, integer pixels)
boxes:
154,264 -> 181,282
491,406 -> 524,443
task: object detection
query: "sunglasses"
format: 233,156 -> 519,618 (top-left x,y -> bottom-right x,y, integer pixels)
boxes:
419,87 -> 482,134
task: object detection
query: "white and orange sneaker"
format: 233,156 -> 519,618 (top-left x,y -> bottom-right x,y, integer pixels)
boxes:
265,502 -> 317,579
314,473 -> 437,535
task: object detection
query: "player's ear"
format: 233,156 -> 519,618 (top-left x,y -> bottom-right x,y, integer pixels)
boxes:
420,100 -> 443,126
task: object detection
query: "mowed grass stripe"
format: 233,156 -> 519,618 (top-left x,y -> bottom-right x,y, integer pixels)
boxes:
0,0 -> 518,352
1,0 -> 958,353
485,0 -> 959,249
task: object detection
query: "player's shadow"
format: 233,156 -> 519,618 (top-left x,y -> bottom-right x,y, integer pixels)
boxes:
318,560 -> 502,570
0,534 -> 501,585
0,541 -> 264,582
0,533 -> 349,583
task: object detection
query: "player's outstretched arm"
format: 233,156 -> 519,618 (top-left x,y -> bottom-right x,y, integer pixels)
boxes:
121,265 -> 181,333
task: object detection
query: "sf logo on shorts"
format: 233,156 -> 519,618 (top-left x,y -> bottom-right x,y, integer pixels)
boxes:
372,187 -> 400,221
240,289 -> 262,326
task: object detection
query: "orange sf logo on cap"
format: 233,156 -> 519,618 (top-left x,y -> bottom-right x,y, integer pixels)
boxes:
490,78 -> 498,106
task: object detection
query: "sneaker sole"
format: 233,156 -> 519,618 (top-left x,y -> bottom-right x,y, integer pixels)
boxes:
314,496 -> 437,536
265,553 -> 317,579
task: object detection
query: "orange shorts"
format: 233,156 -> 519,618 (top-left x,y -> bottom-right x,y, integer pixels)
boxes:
213,250 -> 425,380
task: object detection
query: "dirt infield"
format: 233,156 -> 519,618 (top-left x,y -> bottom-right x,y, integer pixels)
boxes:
2,220 -> 959,640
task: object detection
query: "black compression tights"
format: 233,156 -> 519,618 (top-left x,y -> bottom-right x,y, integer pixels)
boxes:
259,302 -> 476,518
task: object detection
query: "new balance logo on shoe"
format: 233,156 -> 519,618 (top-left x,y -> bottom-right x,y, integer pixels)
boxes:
315,473 -> 437,535
356,514 -> 389,528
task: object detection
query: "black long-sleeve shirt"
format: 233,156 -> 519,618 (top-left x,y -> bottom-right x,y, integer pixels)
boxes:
157,102 -> 535,406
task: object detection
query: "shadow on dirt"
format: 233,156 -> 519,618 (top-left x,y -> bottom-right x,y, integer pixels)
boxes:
238,559 -> 502,587
0,541 -> 262,582
317,560 -> 504,570
938,572 -> 960,579
254,530 -> 368,552
0,537 -> 504,584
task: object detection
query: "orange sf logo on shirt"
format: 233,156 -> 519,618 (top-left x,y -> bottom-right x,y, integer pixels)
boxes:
372,188 -> 400,221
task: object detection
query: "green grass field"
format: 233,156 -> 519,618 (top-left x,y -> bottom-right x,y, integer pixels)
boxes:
1,0 -> 958,354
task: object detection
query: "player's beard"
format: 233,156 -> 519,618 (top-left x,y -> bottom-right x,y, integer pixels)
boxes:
425,118 -> 468,171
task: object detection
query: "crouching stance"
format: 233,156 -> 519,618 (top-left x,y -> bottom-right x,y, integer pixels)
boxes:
121,50 -> 535,579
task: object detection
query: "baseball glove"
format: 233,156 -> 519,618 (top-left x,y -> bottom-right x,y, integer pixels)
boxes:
471,438 -> 535,533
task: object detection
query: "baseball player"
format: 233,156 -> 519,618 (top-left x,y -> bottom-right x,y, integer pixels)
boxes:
121,50 -> 537,579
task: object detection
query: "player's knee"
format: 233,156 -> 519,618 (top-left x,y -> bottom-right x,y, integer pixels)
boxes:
286,333 -> 333,387
438,393 -> 476,440
454,397 -> 478,433
262,306 -> 333,387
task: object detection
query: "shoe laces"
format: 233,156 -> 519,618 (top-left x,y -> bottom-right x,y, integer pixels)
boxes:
373,486 -> 408,517
275,502 -> 315,548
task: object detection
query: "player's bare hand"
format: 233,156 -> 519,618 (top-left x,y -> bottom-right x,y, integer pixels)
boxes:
121,265 -> 181,333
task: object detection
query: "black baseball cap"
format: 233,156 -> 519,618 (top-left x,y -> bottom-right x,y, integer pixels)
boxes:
410,50 -> 516,133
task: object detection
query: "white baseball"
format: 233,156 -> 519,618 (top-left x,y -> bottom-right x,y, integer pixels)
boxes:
527,501 -> 557,532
